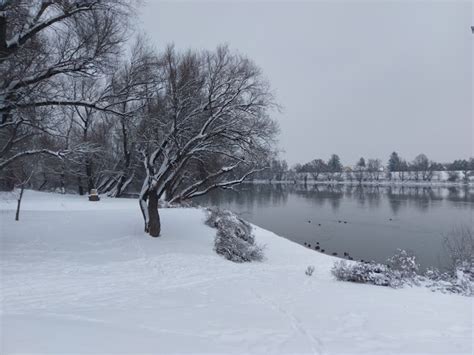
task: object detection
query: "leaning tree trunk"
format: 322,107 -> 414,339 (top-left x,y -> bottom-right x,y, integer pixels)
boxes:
147,189 -> 161,237
139,184 -> 161,237
15,184 -> 25,221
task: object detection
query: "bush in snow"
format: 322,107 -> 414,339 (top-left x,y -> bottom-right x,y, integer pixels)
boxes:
331,260 -> 403,288
424,263 -> 473,297
453,262 -> 473,296
305,265 -> 315,276
386,249 -> 420,284
421,225 -> 474,296
331,246 -> 473,296
443,225 -> 473,276
206,208 -> 265,263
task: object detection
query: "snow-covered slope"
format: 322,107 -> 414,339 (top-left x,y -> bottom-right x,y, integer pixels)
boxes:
1,191 -> 472,354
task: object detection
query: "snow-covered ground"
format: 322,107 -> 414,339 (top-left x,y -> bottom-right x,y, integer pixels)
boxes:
1,191 -> 472,354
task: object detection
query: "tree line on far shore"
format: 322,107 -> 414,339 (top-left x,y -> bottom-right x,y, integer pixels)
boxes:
255,153 -> 474,184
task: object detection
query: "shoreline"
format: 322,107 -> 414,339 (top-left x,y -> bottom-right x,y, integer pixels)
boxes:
248,179 -> 473,188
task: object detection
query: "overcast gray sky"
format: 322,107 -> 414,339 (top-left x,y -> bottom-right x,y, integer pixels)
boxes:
138,0 -> 473,166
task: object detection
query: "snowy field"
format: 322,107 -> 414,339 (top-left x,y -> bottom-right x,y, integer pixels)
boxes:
0,191 -> 472,354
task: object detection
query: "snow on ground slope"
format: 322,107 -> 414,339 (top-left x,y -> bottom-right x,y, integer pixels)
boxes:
0,191 -> 472,354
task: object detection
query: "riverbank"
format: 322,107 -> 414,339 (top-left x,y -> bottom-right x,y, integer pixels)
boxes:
1,191 -> 471,353
251,179 -> 473,188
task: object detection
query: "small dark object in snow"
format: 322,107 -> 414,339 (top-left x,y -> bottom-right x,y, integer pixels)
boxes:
88,189 -> 100,201
321,249 -> 325,253
305,265 -> 315,276
308,244 -> 311,248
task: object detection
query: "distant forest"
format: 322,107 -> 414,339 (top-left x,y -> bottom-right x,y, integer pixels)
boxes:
255,153 -> 474,184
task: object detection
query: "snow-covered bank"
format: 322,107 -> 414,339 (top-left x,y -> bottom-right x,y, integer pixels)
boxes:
1,191 -> 472,354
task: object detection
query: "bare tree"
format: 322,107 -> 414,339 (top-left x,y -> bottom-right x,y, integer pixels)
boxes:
138,46 -> 278,237
411,154 -> 435,181
305,159 -> 327,182
9,161 -> 35,221
0,0 -> 133,176
97,37 -> 159,197
367,158 -> 382,181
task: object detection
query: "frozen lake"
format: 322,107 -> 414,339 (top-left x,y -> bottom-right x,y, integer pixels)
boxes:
195,183 -> 474,270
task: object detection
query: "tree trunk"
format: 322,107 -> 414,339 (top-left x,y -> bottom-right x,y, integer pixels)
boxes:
147,189 -> 161,237
77,177 -> 84,195
0,13 -> 7,59
38,173 -> 48,191
15,185 -> 24,221
86,160 -> 94,193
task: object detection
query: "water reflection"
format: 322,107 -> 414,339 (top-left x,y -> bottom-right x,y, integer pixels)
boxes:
203,183 -> 474,212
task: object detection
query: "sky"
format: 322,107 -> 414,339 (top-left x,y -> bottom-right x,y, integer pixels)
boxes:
138,0 -> 473,166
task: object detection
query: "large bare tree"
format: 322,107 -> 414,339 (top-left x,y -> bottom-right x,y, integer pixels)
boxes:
0,0 -> 133,181
138,46 -> 278,237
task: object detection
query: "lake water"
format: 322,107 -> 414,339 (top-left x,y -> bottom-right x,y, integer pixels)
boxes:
195,183 -> 474,270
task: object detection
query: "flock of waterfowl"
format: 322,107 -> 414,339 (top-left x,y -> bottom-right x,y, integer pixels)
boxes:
303,240 -> 355,260
303,218 -> 382,262
304,216 -> 396,262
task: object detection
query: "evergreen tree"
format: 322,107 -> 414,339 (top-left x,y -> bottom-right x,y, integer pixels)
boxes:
388,152 -> 401,172
327,154 -> 342,172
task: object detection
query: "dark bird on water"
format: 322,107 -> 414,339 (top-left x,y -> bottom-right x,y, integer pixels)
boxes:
332,252 -> 338,256
315,246 -> 320,250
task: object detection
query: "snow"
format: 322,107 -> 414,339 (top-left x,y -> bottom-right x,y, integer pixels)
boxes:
1,190 -> 472,354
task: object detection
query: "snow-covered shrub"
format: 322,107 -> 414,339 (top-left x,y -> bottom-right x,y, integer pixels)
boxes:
331,260 -> 402,288
453,263 -> 473,296
443,225 -> 473,275
424,267 -> 449,282
387,249 -> 420,284
206,208 -> 265,263
305,265 -> 315,276
332,245 -> 473,296
420,226 -> 474,296
424,264 -> 473,297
